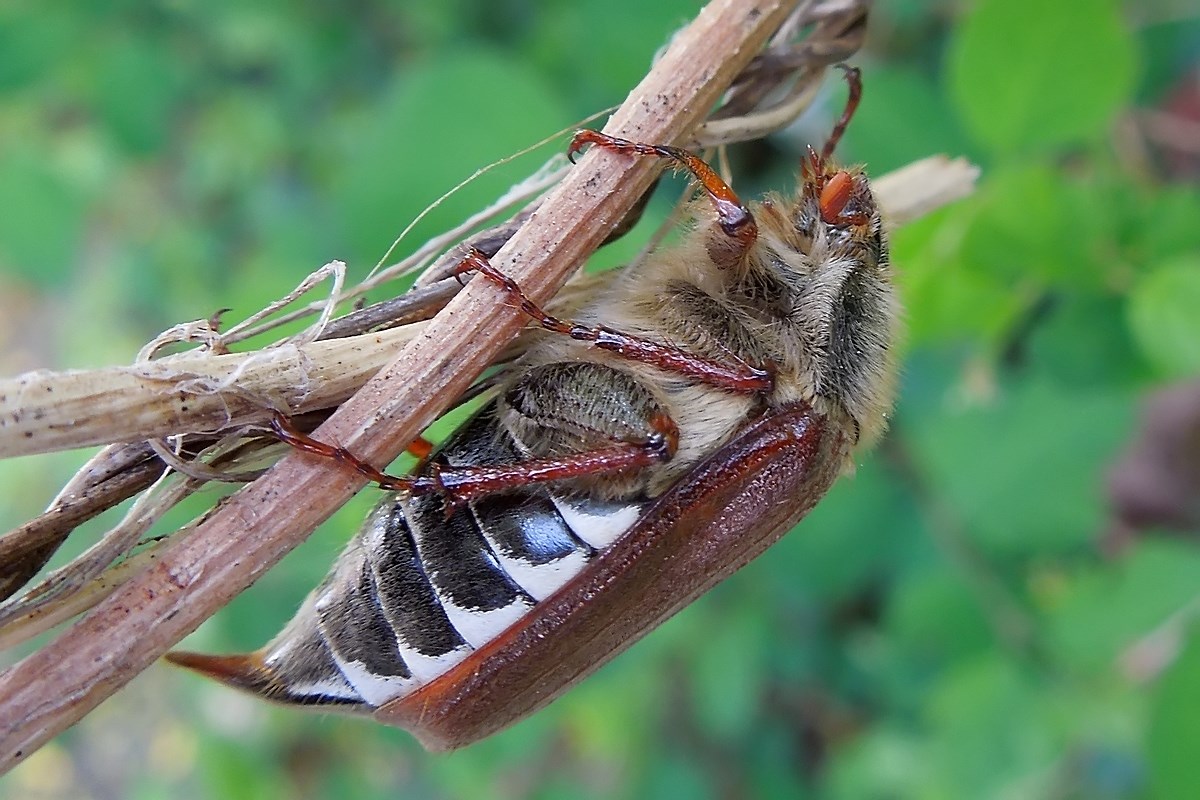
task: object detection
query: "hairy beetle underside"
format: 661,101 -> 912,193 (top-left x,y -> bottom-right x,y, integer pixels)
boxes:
168,66 -> 901,748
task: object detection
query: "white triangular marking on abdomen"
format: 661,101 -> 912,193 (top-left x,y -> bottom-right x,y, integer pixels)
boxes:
551,497 -> 642,550
491,548 -> 591,602
440,597 -> 534,649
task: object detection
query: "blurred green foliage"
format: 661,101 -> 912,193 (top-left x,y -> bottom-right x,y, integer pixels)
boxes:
1,0 -> 1199,798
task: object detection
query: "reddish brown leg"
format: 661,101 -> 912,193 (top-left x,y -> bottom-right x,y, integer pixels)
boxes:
820,64 -> 862,163
269,411 -> 677,505
567,129 -> 757,257
801,65 -> 869,226
457,249 -> 773,394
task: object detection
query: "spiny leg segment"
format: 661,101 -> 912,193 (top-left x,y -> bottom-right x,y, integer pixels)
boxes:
567,129 -> 758,258
269,411 -> 678,506
455,248 -> 773,394
802,65 -> 869,226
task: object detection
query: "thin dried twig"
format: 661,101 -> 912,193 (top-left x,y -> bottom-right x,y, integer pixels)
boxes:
0,321 -> 427,458
0,445 -> 162,600
0,0 -> 808,772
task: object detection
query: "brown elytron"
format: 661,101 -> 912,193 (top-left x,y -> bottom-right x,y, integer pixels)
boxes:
167,66 -> 901,750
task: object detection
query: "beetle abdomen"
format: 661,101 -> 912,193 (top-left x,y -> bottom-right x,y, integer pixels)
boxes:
167,409 -> 650,713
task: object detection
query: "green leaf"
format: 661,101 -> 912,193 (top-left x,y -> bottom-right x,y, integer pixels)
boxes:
924,655 -> 1059,797
0,150 -> 86,285
0,5 -> 79,91
1026,293 -> 1149,390
822,727 -> 928,799
1127,255 -> 1200,378
894,202 -> 1028,349
1136,186 -> 1200,265
903,377 -> 1132,556
774,459 -> 915,601
181,90 -> 290,210
847,66 -> 975,175
948,0 -> 1136,153
689,614 -> 769,741
958,168 -> 1068,282
886,571 -> 994,669
957,165 -> 1115,291
527,0 -> 702,109
93,36 -> 184,155
1147,631 -> 1200,800
636,754 -> 716,800
329,48 -> 568,267
1047,540 -> 1200,673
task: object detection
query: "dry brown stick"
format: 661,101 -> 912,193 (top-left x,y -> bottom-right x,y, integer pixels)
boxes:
0,453 -> 163,599
0,323 -> 427,459
0,0 -> 802,773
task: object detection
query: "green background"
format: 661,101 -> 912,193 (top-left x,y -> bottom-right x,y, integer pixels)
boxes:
2,0 -> 1199,797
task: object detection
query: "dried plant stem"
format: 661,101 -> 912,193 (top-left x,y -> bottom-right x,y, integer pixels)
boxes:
0,0 -> 803,773
1,322 -> 427,459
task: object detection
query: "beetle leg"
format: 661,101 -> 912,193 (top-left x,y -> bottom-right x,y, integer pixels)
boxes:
269,410 -> 677,506
427,427 -> 675,504
820,64 -> 862,163
456,249 -> 773,394
567,129 -> 757,266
